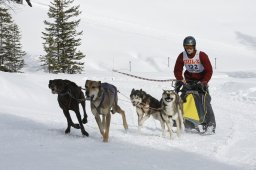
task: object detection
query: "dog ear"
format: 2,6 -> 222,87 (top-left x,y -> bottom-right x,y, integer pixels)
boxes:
48,80 -> 52,88
160,98 -> 163,104
64,81 -> 69,86
132,88 -> 135,92
85,80 -> 90,87
97,81 -> 102,97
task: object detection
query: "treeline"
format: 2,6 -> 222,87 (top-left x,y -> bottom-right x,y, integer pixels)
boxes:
0,0 -> 85,74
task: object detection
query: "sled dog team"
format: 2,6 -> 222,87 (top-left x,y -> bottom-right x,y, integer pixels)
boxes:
49,79 -> 184,142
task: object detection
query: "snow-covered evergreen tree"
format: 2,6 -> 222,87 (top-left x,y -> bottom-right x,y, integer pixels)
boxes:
41,0 -> 85,74
4,24 -> 25,72
0,6 -> 25,72
0,7 -> 12,68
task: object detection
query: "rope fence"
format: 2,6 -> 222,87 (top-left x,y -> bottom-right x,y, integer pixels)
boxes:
112,69 -> 176,83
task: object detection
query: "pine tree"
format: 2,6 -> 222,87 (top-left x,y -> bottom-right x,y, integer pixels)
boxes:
0,7 -> 12,68
41,0 -> 85,74
40,35 -> 58,73
5,24 -> 25,72
0,7 -> 25,72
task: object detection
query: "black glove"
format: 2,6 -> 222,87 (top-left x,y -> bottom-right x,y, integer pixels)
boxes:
197,81 -> 208,93
174,80 -> 184,93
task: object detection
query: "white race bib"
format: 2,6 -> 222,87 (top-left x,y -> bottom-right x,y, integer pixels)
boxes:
183,50 -> 204,73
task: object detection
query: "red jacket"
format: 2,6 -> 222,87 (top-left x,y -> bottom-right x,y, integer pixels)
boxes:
174,50 -> 213,83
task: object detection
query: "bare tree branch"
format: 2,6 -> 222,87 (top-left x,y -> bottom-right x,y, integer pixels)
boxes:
0,0 -> 32,7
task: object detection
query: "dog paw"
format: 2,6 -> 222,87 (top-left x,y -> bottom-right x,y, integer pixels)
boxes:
82,130 -> 89,137
161,131 -> 166,137
82,118 -> 88,124
176,132 -> 181,137
65,128 -> 71,134
124,124 -> 128,130
138,126 -> 142,133
169,135 -> 175,140
181,125 -> 185,132
124,128 -> 128,134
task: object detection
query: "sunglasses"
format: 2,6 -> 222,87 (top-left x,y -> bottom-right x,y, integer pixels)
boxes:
184,45 -> 194,50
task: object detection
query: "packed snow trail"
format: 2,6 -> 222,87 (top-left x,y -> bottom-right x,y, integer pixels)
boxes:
0,71 -> 255,170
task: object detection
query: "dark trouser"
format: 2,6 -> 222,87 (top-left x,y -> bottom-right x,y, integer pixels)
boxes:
204,94 -> 216,131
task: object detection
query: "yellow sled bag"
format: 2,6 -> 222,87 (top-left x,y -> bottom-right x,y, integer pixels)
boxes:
183,92 -> 207,126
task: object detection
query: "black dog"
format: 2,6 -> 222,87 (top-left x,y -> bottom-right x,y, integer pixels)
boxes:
49,79 -> 89,136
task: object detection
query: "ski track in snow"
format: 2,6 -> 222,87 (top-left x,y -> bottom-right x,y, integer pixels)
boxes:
210,80 -> 256,168
0,71 -> 256,170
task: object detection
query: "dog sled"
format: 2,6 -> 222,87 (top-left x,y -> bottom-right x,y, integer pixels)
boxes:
176,81 -> 209,133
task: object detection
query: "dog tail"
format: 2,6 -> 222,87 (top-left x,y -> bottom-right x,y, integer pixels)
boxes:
114,86 -> 118,106
110,85 -> 119,114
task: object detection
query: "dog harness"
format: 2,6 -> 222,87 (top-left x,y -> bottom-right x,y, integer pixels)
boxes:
93,83 -> 117,115
183,50 -> 204,73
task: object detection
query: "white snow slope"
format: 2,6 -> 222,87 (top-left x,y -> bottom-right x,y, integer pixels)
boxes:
0,0 -> 256,170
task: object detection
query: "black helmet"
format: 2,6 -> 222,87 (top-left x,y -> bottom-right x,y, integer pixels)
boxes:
183,36 -> 196,46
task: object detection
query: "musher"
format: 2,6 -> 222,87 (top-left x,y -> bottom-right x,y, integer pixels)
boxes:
174,36 -> 216,134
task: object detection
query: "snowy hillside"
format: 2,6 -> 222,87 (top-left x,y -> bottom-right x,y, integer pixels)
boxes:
1,0 -> 256,170
12,0 -> 256,72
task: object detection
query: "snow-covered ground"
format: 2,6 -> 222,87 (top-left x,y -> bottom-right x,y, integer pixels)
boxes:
1,0 -> 256,169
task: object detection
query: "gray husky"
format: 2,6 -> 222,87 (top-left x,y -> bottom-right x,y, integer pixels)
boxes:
130,89 -> 165,134
161,90 -> 185,138
85,80 -> 128,142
